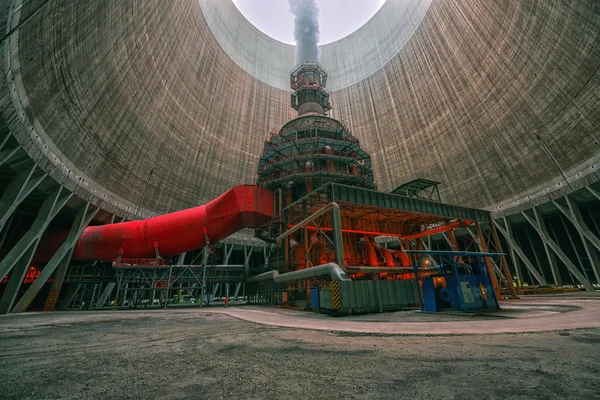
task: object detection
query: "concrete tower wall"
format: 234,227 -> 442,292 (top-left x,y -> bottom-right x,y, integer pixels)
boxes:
1,0 -> 599,219
2,0 -> 294,218
330,0 -> 600,215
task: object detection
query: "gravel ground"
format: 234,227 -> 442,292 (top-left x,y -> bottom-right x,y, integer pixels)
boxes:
1,309 -> 599,400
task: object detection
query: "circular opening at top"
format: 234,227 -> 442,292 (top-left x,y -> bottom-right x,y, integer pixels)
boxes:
232,0 -> 388,45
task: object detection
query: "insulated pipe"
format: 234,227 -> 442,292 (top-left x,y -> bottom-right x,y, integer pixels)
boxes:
285,182 -> 294,206
310,237 -> 329,265
351,153 -> 359,176
392,250 -> 411,267
70,185 -> 274,262
277,203 -> 417,275
362,235 -> 378,266
324,145 -> 334,173
371,238 -> 394,267
290,239 -> 306,269
246,263 -> 351,283
345,266 -> 416,273
304,161 -> 313,193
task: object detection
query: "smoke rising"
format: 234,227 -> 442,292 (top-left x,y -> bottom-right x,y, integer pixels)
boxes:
289,0 -> 320,64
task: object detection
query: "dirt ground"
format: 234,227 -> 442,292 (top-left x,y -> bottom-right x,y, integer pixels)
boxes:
1,308 -> 599,400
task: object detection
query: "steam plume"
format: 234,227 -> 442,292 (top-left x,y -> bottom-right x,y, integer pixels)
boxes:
289,0 -> 320,64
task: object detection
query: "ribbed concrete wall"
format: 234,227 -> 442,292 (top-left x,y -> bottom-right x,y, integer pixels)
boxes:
2,0 -> 294,217
1,0 -> 599,218
199,0 -> 432,91
331,0 -> 600,214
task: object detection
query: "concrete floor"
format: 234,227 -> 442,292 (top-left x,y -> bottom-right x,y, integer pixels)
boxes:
203,298 -> 600,334
1,298 -> 599,399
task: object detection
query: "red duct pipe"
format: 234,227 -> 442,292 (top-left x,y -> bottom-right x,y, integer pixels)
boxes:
362,235 -> 378,267
404,220 -> 473,240
66,185 -> 273,262
371,239 -> 394,267
289,239 -> 306,269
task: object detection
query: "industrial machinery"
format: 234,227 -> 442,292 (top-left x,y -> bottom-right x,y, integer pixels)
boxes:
1,64 -> 515,314
247,62 -> 515,313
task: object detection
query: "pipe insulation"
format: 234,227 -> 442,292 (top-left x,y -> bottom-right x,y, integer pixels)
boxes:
247,263 -> 351,283
70,185 -> 273,262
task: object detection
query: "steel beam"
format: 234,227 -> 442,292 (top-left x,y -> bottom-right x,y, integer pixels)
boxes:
13,202 -> 98,312
465,227 -> 502,277
0,187 -> 72,314
441,232 -> 456,250
521,209 -> 594,291
494,220 -> 546,285
474,222 -> 503,299
328,183 -> 491,222
175,252 -> 187,265
488,219 -> 518,298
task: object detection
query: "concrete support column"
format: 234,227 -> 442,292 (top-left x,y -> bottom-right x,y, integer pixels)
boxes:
13,202 -> 98,312
263,247 -> 272,268
494,220 -> 546,285
233,282 -> 241,301
212,283 -> 220,296
502,217 -> 524,283
0,137 -> 19,167
546,221 -> 578,285
0,187 -> 72,314
95,282 -> 116,309
521,208 -> 594,291
553,196 -> 600,283
223,243 -> 234,265
59,283 -> 82,310
175,252 -> 186,265
243,245 -> 254,265
587,186 -> 600,202
0,214 -> 13,252
0,164 -> 47,230
150,270 -> 156,305
558,214 -> 591,282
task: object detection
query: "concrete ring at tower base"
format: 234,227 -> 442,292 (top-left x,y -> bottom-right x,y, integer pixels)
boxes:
0,0 -> 598,220
202,299 -> 600,335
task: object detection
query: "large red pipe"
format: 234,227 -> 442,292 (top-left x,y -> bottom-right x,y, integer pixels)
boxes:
68,185 -> 273,262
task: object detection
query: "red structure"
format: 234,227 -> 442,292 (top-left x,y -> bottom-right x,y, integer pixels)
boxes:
72,185 -> 273,262
12,185 -> 272,265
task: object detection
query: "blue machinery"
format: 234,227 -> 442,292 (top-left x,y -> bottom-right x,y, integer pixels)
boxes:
407,250 -> 502,313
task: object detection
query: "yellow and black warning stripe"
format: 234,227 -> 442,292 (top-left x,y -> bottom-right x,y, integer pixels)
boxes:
330,281 -> 341,310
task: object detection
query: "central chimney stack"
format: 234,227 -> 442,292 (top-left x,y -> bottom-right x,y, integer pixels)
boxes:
290,63 -> 331,117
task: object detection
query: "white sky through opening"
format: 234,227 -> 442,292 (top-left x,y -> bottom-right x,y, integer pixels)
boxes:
232,0 -> 388,45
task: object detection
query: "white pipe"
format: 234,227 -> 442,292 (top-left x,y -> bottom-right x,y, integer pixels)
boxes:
247,263 -> 351,283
